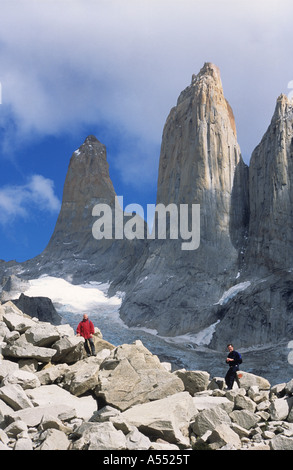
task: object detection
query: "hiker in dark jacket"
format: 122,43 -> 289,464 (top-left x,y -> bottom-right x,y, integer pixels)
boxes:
225,343 -> 242,390
76,314 -> 96,356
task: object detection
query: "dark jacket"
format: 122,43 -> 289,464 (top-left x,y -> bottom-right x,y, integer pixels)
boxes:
226,350 -> 242,367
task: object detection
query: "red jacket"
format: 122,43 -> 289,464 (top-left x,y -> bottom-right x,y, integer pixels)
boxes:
76,318 -> 95,339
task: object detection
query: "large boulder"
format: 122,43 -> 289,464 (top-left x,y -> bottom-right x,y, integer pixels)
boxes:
270,434 -> 293,450
2,302 -> 36,333
36,428 -> 70,450
24,323 -> 60,348
269,397 -> 293,421
237,371 -> 270,390
2,339 -> 56,363
12,293 -> 62,325
51,336 -> 85,364
120,392 -> 197,448
11,404 -> 76,428
191,405 -> 231,437
0,360 -> 19,381
229,409 -> 261,430
95,340 -> 184,411
208,423 -> 241,450
25,384 -> 97,421
63,357 -> 102,396
71,421 -> 127,450
174,370 -> 210,394
0,384 -> 34,411
1,369 -> 41,390
192,395 -> 234,413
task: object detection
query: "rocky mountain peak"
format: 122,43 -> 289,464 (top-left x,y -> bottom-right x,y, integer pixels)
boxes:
119,63 -> 249,337
40,135 -> 117,270
67,135 -> 115,203
177,62 -> 237,137
191,62 -> 222,88
156,62 -> 247,249
6,62 -> 293,368
245,93 -> 293,272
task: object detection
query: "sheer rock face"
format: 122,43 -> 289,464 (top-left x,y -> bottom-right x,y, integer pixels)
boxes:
157,62 -> 249,250
29,135 -> 145,285
5,63 -> 293,354
246,94 -> 293,272
119,63 -> 249,335
45,135 -> 116,256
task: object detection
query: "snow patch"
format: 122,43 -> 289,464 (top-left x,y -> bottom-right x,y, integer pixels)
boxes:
161,320 -> 220,347
216,281 -> 251,306
22,275 -> 123,325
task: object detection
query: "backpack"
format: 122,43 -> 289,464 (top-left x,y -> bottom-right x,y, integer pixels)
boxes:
238,352 -> 243,364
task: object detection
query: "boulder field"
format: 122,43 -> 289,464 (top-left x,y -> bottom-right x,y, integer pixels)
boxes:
1,301 -> 293,451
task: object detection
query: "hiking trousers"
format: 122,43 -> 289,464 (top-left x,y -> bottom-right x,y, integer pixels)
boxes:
225,365 -> 239,390
84,337 -> 96,356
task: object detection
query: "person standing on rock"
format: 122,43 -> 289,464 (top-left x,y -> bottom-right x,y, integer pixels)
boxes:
76,314 -> 96,357
225,343 -> 242,390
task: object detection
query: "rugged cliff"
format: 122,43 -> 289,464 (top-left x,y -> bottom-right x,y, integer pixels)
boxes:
119,63 -> 249,336
210,93 -> 293,350
246,94 -> 293,272
19,135 -> 146,285
1,63 -> 293,364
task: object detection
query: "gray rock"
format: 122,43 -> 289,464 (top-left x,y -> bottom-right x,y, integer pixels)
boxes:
192,395 -> 234,414
25,384 -> 97,421
229,409 -> 261,430
71,421 -> 127,450
63,357 -> 100,396
12,404 -> 76,428
0,275 -> 29,302
87,422 -> 127,450
120,392 -> 196,448
0,384 -> 33,411
191,405 -> 231,437
4,419 -> 28,438
174,370 -> 210,394
51,335 -> 85,363
2,340 -> 56,363
14,437 -> 33,450
2,303 -> 36,333
24,323 -> 60,347
36,363 -> 70,385
0,360 -> 19,381
126,427 -> 151,450
208,423 -> 241,450
1,369 -> 40,390
12,294 -> 62,325
119,63 -> 249,337
270,434 -> 293,450
234,394 -> 257,413
269,397 -> 293,421
36,428 -> 70,450
95,340 -> 184,411
90,405 -> 121,423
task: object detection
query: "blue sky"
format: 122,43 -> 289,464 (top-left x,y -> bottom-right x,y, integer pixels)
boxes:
0,0 -> 293,262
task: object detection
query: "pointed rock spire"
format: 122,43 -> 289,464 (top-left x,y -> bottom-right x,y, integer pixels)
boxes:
43,135 -> 117,261
156,62 -> 248,249
246,95 -> 293,271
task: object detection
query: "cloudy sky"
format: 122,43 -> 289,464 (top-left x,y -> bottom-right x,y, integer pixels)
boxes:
0,0 -> 293,262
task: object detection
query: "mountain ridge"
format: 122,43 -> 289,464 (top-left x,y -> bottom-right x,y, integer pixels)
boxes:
1,63 -> 293,380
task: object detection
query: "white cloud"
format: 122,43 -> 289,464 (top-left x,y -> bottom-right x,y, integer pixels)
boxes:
0,0 -> 293,178
0,174 -> 61,225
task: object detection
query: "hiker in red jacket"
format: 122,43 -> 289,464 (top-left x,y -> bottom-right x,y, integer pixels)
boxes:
76,314 -> 96,356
